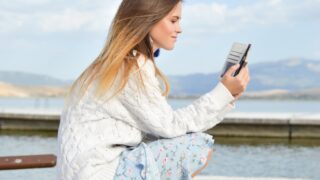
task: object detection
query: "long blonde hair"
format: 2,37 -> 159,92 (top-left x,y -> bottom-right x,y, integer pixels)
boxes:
66,0 -> 182,104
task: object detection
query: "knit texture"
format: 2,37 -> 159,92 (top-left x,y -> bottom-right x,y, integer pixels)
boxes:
57,54 -> 235,180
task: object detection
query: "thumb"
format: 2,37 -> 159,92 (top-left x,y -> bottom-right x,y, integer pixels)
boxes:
226,64 -> 240,76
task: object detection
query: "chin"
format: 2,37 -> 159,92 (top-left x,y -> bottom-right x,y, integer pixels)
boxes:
162,45 -> 175,51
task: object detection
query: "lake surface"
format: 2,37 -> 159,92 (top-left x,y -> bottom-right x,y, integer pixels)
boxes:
0,131 -> 319,180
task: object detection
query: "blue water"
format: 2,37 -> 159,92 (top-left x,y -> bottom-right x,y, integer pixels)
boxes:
0,97 -> 64,110
169,98 -> 320,113
0,133 -> 319,180
0,97 -> 320,113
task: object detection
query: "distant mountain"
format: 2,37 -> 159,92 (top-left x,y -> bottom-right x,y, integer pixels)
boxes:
167,58 -> 320,96
0,58 -> 319,98
247,58 -> 320,91
0,71 -> 72,87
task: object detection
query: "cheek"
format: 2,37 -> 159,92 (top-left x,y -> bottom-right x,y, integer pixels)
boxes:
153,21 -> 174,39
160,21 -> 174,35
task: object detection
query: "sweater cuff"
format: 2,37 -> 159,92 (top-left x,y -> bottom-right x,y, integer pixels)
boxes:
206,81 -> 235,110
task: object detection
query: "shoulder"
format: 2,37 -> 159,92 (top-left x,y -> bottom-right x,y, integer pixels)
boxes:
123,54 -> 161,96
135,54 -> 156,77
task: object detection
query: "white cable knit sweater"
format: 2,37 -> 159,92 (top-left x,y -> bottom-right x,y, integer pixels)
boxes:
57,54 -> 235,180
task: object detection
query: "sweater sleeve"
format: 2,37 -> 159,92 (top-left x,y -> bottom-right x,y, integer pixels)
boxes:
118,57 -> 235,138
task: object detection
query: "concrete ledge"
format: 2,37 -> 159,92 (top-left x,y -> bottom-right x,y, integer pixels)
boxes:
224,112 -> 320,125
208,124 -> 290,138
0,109 -> 59,131
215,112 -> 320,138
0,109 -> 319,138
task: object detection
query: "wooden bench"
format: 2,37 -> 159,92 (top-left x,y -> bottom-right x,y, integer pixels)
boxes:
0,154 -> 56,170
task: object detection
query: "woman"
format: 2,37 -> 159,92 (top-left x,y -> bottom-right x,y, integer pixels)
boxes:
57,0 -> 250,179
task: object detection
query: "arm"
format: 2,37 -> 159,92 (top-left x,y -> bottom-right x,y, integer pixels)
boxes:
118,57 -> 235,138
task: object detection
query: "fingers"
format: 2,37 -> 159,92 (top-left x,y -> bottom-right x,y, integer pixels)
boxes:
237,64 -> 250,92
244,64 -> 250,83
245,67 -> 250,84
221,62 -> 250,97
240,66 -> 249,84
226,64 -> 240,77
239,63 -> 250,80
237,62 -> 248,77
243,66 -> 249,80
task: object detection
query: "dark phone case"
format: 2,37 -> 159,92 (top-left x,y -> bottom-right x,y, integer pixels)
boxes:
234,44 -> 251,76
220,43 -> 251,77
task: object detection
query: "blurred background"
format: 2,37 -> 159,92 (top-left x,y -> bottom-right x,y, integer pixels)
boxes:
0,0 -> 319,179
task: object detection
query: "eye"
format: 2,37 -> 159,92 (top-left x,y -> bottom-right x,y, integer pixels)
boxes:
171,20 -> 177,23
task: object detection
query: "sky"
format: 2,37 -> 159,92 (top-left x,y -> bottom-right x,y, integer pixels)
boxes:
0,0 -> 319,80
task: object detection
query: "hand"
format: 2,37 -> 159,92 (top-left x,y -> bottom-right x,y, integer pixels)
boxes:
220,63 -> 250,99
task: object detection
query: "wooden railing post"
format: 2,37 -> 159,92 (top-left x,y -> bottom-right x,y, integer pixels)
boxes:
0,154 -> 56,170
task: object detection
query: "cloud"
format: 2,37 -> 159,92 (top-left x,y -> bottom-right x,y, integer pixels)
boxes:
0,0 -> 52,7
0,0 -> 121,33
36,8 -> 99,33
0,0 -> 319,34
182,0 -> 320,34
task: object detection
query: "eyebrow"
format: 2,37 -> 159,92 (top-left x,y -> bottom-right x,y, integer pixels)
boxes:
172,16 -> 181,20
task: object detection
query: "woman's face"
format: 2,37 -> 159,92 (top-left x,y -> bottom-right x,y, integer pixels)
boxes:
149,2 -> 183,51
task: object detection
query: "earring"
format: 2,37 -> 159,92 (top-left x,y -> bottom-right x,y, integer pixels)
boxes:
150,36 -> 160,58
154,49 -> 160,57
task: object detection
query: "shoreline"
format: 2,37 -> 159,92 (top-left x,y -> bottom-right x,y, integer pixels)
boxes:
1,110 -> 319,139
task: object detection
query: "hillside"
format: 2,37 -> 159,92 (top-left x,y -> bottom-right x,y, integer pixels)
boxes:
0,81 -> 68,98
0,71 -> 72,86
0,58 -> 320,99
168,58 -> 320,96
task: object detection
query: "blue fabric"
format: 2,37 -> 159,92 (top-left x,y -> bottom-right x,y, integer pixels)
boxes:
114,132 -> 214,180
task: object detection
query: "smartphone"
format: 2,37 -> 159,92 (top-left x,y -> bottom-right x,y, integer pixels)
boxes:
220,42 -> 251,77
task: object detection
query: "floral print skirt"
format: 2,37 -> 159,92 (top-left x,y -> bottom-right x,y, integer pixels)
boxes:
114,132 -> 214,180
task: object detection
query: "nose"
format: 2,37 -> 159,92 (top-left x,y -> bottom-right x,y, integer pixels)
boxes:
176,24 -> 182,34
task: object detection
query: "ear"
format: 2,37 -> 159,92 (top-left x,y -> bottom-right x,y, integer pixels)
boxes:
149,35 -> 154,44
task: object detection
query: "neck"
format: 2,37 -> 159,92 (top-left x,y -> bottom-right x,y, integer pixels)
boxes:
150,37 -> 159,53
152,44 -> 159,53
